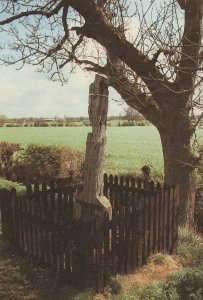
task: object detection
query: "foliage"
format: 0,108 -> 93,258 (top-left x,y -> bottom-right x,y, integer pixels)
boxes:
83,120 -> 91,126
178,227 -> 203,267
0,141 -> 21,180
124,107 -> 143,120
164,266 -> 203,300
12,144 -> 84,184
149,253 -> 168,266
107,267 -> 203,300
106,279 -> 165,300
105,275 -> 126,296
0,141 -> 85,184
0,178 -> 26,195
12,144 -> 61,182
119,121 -> 136,126
137,122 -> 147,126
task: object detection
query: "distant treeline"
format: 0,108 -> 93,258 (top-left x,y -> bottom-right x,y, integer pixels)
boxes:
0,115 -> 150,127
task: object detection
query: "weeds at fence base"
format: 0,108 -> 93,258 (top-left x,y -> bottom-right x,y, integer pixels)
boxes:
103,227 -> 203,300
177,226 -> 203,267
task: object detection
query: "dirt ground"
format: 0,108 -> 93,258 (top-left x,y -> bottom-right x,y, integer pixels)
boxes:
93,255 -> 183,300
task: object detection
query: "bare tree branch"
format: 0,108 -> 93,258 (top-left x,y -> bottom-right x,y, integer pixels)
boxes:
0,0 -> 65,25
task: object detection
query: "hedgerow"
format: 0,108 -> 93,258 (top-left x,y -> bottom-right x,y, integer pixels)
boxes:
0,142 -> 84,184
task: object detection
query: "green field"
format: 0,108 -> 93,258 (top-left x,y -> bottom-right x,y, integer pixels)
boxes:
1,126 -> 202,178
1,125 -> 203,176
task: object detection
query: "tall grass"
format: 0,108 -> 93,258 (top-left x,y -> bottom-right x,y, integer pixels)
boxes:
178,227 -> 203,267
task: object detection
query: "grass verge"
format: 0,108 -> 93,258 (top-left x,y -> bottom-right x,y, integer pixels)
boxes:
103,227 -> 203,300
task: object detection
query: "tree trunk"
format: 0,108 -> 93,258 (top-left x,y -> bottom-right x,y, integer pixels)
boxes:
158,109 -> 196,226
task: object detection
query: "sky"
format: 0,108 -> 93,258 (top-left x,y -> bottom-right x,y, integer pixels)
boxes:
0,1 -> 170,119
0,64 -> 125,118
0,3 -> 141,119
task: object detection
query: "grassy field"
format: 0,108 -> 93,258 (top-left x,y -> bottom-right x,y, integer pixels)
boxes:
0,126 -> 163,177
1,126 -> 202,178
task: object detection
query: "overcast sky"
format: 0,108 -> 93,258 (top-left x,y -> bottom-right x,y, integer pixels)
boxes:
0,64 -> 125,118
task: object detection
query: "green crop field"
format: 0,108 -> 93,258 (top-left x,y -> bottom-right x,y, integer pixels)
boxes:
1,126 -> 203,178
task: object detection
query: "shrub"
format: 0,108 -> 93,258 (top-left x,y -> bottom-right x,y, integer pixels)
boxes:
58,145 -> 85,179
12,144 -> 60,182
0,142 -> 21,180
120,121 -> 135,126
39,122 -> 49,127
12,144 -> 85,184
109,282 -> 167,300
0,178 -> 26,195
83,120 -> 91,126
5,124 -> 14,127
137,283 -> 167,300
137,122 -> 146,126
164,267 -> 203,300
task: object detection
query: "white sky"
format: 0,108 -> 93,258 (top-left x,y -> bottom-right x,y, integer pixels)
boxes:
0,64 -> 125,118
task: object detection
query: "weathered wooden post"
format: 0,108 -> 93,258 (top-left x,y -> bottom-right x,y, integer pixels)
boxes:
73,74 -> 112,290
74,74 -> 112,221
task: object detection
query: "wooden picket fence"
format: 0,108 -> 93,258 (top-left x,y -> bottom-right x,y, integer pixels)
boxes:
195,188 -> 203,233
0,174 -> 179,292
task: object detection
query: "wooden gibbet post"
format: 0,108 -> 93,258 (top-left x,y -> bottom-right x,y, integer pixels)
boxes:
73,74 -> 112,290
74,74 -> 112,221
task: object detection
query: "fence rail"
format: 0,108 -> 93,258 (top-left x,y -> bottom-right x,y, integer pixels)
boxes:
0,174 -> 179,292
